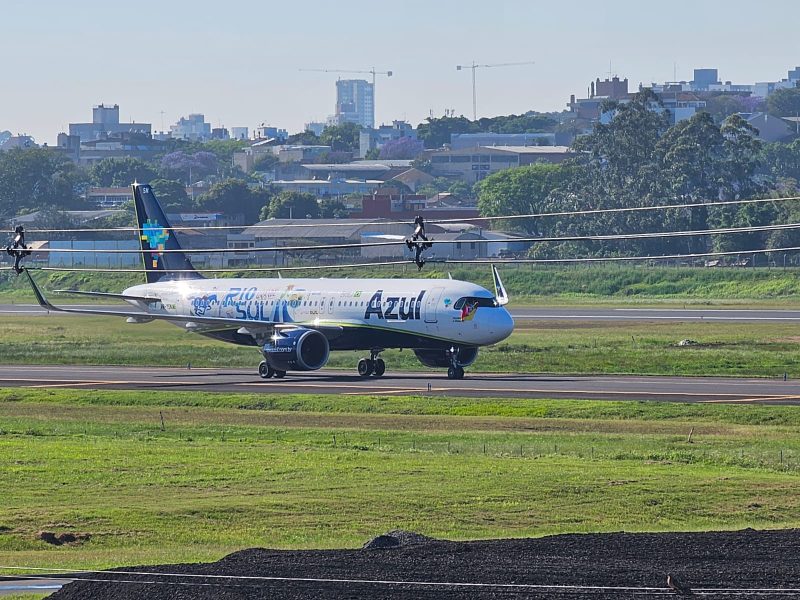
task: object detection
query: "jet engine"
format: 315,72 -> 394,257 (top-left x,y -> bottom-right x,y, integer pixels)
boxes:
413,347 -> 478,368
263,328 -> 330,371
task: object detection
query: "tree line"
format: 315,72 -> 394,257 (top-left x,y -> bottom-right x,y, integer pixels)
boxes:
477,90 -> 800,259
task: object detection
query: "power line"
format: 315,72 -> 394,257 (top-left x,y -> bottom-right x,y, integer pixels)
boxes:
14,221 -> 800,255
17,195 -> 800,234
3,245 -> 800,275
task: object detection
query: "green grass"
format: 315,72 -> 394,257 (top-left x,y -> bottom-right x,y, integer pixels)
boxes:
6,265 -> 800,305
3,314 -> 800,377
2,388 -> 800,572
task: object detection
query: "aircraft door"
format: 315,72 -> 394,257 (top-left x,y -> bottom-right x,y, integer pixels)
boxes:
424,287 -> 445,323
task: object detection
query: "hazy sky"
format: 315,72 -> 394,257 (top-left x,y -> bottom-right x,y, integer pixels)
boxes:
3,0 -> 800,144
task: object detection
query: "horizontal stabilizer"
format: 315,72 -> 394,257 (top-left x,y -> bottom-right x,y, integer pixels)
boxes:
54,289 -> 161,303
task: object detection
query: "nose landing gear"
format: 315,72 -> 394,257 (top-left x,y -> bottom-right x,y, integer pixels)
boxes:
447,346 -> 466,380
358,349 -> 386,378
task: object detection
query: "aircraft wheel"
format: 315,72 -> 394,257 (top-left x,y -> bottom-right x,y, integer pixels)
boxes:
258,361 -> 274,379
274,370 -> 286,379
358,358 -> 374,377
447,366 -> 465,380
373,358 -> 386,377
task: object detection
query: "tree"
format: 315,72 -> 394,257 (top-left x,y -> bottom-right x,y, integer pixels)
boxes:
476,163 -> 570,235
704,95 -> 748,121
319,122 -> 362,152
0,148 -> 89,220
253,153 -> 279,172
416,116 -> 478,149
364,148 -> 380,160
160,151 -> 218,184
285,130 -> 321,145
767,87 -> 800,117
150,179 -> 192,213
266,191 -> 320,219
89,157 -> 158,187
195,179 -> 265,223
378,137 -> 424,159
319,198 -> 349,218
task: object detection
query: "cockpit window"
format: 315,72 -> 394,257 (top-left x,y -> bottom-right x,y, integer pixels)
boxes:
453,296 -> 499,309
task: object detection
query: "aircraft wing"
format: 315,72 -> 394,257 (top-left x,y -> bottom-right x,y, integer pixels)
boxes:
24,270 -> 343,340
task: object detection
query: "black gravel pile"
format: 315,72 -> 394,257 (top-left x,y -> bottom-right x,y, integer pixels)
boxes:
49,528 -> 800,599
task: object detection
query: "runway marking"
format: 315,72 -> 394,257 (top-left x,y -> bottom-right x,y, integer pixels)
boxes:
699,395 -> 800,404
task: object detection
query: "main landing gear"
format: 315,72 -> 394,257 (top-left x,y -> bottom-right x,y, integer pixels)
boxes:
258,360 -> 286,379
357,349 -> 386,378
447,347 -> 465,380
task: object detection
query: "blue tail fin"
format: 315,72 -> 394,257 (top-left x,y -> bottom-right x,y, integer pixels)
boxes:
132,182 -> 203,284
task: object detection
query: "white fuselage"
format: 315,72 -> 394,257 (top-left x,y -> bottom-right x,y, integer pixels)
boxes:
124,277 -> 514,349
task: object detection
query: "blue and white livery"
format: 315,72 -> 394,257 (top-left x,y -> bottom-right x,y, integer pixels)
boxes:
24,183 -> 514,380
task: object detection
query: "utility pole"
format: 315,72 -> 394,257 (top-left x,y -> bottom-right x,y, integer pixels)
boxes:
455,61 -> 535,120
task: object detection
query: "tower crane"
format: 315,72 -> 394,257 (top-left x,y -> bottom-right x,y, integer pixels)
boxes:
299,67 -> 393,127
455,61 -> 535,120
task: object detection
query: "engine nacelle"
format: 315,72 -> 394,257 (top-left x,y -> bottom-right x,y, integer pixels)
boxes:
413,347 -> 478,368
262,328 -> 330,371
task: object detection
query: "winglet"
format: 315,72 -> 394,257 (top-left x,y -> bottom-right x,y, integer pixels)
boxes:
24,269 -> 59,311
492,264 -> 509,306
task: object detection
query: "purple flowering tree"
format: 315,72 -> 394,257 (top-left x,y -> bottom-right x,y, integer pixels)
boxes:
160,151 -> 219,184
378,137 -> 425,160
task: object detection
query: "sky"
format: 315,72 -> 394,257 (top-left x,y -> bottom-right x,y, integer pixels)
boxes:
3,0 -> 800,144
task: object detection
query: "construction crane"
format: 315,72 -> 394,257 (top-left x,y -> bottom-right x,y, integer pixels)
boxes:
299,67 -> 393,127
455,61 -> 535,120
299,67 -> 393,88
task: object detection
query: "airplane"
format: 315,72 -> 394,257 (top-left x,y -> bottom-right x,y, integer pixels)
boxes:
19,183 -> 515,380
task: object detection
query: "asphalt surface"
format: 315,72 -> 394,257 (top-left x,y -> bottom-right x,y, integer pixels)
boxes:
0,578 -> 71,596
5,303 -> 800,322
46,529 -> 800,599
2,364 -> 800,404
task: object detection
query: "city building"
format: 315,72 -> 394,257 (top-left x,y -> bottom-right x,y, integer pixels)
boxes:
304,121 -> 327,136
359,121 -> 416,158
170,114 -> 211,141
211,127 -> 229,140
334,79 -> 374,128
427,146 -> 573,182
743,113 -> 795,143
230,127 -> 249,140
450,132 -> 556,149
0,135 -> 37,150
255,125 -> 288,141
353,191 -> 481,222
69,104 -> 151,142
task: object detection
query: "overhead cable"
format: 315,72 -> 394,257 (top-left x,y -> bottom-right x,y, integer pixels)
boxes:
2,245 -> 800,274
20,194 -> 800,234
14,221 -> 800,255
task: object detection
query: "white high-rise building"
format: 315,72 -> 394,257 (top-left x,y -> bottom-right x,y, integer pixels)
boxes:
335,79 -> 374,128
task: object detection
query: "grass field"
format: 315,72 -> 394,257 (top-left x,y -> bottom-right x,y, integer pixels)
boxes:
2,388 -> 800,572
5,265 -> 800,305
3,314 -> 800,378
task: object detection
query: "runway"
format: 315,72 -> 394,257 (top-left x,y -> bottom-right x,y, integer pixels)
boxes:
3,303 -> 800,322
2,364 -> 800,404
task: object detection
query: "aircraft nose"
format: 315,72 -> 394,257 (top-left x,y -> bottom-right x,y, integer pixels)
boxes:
498,308 -> 514,340
492,308 -> 514,342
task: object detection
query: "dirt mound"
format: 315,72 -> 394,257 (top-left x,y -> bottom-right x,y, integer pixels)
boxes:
37,531 -> 90,546
362,530 -> 437,549
49,528 -> 800,599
